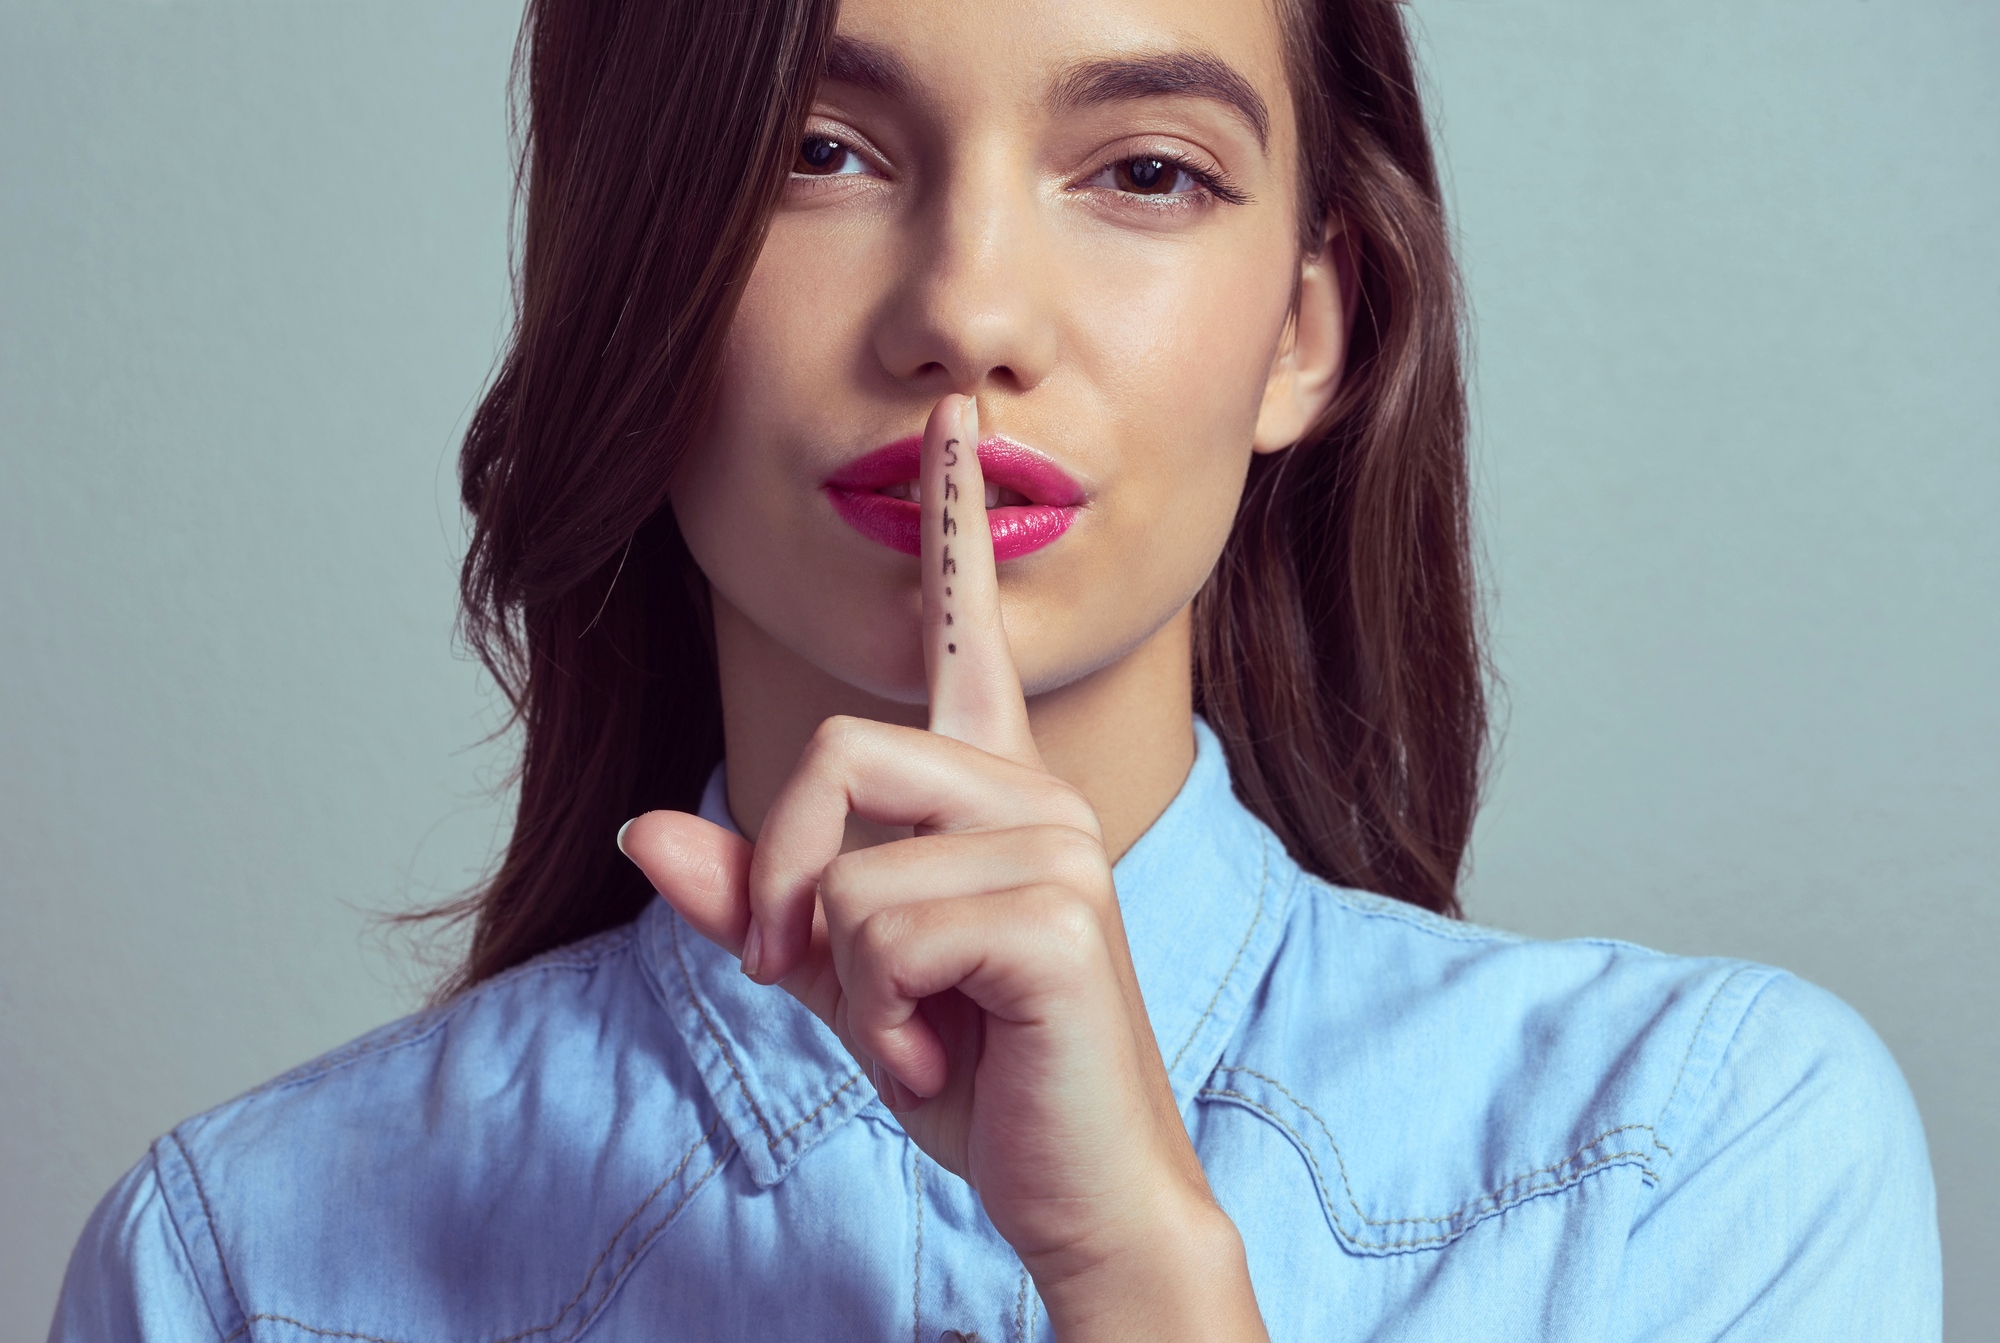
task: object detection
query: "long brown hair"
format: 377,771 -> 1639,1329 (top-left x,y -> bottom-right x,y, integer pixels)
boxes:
436,0 -> 1483,997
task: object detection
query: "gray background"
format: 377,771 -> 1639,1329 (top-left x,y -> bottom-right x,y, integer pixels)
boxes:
1,0 -> 1991,1335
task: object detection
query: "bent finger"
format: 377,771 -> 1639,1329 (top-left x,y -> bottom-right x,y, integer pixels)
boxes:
745,717 -> 1097,982
840,885 -> 1117,1099
816,825 -> 1111,933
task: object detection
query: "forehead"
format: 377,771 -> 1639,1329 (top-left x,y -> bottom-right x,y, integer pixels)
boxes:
830,0 -> 1294,127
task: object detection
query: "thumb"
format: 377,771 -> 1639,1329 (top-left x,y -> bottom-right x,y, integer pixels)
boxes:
617,811 -> 753,954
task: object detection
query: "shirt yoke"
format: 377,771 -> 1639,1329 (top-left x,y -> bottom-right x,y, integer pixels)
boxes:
93,923 -> 738,1343
1199,870 -> 1915,1258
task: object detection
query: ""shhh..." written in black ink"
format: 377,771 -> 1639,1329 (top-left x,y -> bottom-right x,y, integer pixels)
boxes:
941,437 -> 958,654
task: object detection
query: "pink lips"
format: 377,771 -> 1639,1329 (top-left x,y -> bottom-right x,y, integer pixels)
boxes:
825,435 -> 1084,562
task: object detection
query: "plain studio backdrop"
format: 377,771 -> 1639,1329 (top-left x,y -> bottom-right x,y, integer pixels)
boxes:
2,0 -> 1993,1334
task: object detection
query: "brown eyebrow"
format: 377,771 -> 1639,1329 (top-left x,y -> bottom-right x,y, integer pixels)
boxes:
822,36 -> 913,99
1049,51 -> 1271,150
819,39 -> 1270,153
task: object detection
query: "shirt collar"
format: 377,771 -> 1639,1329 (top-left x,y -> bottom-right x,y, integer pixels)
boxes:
634,718 -> 1294,1188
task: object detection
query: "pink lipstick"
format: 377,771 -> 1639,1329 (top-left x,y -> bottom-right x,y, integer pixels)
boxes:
825,436 -> 1084,561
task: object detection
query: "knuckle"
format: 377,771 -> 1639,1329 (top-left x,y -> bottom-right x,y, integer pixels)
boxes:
1039,779 -> 1103,839
806,713 -> 868,764
1037,824 -> 1109,889
850,906 -> 908,972
844,911 -> 924,1033
816,853 -> 858,909
1025,887 -> 1101,964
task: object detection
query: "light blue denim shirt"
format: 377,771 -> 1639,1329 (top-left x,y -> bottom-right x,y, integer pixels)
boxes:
54,722 -> 1940,1341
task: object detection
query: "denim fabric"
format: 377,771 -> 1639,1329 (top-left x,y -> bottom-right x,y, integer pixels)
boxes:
52,721 -> 1941,1341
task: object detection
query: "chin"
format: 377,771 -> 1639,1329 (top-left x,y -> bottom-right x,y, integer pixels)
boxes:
784,599 -> 933,706
776,589 -> 1084,708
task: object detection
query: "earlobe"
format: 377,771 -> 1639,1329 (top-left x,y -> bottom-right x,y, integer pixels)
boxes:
1252,220 -> 1354,455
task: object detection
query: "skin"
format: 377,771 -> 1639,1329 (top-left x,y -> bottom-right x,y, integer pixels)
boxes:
623,0 -> 1351,1335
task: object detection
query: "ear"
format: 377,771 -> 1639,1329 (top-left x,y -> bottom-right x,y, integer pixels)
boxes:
1253,218 -> 1356,454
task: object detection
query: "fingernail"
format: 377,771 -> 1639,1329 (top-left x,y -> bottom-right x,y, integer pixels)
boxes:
615,818 -> 636,855
740,920 -> 763,980
871,1061 -> 894,1109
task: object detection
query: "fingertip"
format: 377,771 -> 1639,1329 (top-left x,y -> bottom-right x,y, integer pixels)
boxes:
869,1018 -> 949,1102
739,887 -> 804,985
872,1061 -> 921,1114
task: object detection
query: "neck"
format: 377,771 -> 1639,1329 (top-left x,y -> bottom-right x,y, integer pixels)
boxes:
711,593 -> 1196,862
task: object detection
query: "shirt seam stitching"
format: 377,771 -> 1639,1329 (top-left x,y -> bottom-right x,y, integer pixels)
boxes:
166,1131 -> 250,1334
1292,874 -> 1520,944
1201,1065 -> 1662,1248
670,916 -> 782,1149
1647,967 -> 1790,1185
551,1140 -> 735,1343
667,913 -> 868,1156
486,1115 -> 724,1343
214,1120 -> 732,1343
222,1319 -> 403,1343
1652,964 -> 1775,1142
145,1144 -> 238,1342
1168,835 -> 1272,1079
776,1070 -> 869,1144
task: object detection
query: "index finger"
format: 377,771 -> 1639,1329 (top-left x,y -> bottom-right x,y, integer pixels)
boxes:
921,394 -> 1040,767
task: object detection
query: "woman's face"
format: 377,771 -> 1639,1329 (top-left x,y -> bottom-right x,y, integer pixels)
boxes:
674,0 -> 1340,703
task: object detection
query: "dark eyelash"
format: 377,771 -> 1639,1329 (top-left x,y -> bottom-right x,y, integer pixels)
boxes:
1179,161 -> 1250,207
1105,153 -> 1250,208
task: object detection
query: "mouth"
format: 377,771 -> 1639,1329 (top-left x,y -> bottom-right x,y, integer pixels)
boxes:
823,435 -> 1085,561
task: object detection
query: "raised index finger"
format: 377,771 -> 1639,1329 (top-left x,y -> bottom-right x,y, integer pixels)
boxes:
921,394 -> 1039,768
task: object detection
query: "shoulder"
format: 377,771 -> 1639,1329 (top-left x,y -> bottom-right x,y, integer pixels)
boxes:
50,1158 -> 218,1342
1204,873 -> 1934,1261
56,923 -> 734,1341
234,921 -> 649,1101
181,922 -> 673,1169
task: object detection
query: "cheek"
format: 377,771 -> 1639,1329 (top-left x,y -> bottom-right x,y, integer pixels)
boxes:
670,310 -> 783,608
671,237 -> 931,700
1064,223 -> 1293,477
1023,221 -> 1293,631
676,223 -> 873,559
722,229 -> 872,399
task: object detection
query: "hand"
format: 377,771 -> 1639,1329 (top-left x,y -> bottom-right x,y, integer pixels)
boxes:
620,395 -> 1265,1340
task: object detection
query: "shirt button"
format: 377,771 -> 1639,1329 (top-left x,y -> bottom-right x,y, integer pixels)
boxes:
938,1333 -> 981,1342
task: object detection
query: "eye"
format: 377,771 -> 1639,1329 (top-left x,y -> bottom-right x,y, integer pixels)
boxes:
1079,152 -> 1244,205
1110,156 -> 1195,196
794,134 -> 872,178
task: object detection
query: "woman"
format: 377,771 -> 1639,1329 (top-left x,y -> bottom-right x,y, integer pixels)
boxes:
53,0 -> 1939,1338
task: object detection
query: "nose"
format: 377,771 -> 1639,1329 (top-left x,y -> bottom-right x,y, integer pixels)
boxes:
871,152 -> 1058,398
